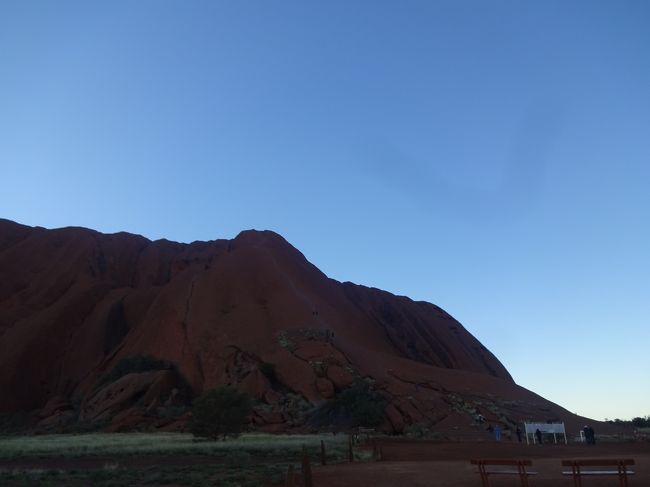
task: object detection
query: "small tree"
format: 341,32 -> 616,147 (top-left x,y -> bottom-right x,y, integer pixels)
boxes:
338,380 -> 385,427
190,386 -> 252,440
309,380 -> 385,428
632,416 -> 650,428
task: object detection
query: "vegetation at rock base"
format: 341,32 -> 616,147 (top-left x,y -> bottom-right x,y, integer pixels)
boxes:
190,386 -> 253,440
309,380 -> 385,428
404,422 -> 432,439
0,411 -> 34,435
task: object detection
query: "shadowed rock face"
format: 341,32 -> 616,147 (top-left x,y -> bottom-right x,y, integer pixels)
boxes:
2,218 -> 599,435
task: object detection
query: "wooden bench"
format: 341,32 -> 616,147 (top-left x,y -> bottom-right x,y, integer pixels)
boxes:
561,459 -> 635,487
470,459 -> 537,486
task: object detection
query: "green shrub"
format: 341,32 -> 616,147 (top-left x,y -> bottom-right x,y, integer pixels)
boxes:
340,381 -> 385,426
0,411 -> 34,434
404,422 -> 431,438
190,386 -> 253,440
309,380 -> 385,428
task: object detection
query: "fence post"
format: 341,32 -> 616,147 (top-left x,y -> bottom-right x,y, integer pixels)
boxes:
320,439 -> 326,465
348,434 -> 353,462
302,447 -> 313,487
285,464 -> 294,487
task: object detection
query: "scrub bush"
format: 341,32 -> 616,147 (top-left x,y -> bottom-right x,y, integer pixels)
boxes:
191,386 -> 252,440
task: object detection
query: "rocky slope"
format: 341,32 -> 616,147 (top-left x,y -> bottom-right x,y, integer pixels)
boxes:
0,219 -> 604,436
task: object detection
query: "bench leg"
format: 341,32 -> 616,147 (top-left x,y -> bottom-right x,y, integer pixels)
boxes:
477,465 -> 490,487
517,463 -> 529,487
572,466 -> 582,487
618,465 -> 628,487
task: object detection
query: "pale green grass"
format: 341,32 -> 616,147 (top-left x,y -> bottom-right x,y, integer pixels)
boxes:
0,432 -> 349,459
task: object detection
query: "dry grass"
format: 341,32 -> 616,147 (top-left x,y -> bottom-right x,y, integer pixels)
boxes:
0,432 -> 369,486
0,431 -> 351,459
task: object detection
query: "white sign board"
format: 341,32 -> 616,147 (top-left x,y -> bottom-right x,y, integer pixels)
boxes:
523,422 -> 567,444
524,422 -> 566,434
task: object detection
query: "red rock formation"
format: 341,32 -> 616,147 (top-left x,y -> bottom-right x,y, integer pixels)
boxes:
0,219 -> 597,435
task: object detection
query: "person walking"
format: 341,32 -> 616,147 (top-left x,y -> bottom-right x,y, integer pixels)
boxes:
588,425 -> 596,445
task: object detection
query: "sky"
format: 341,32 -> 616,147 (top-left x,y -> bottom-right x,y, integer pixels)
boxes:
1,1 -> 648,421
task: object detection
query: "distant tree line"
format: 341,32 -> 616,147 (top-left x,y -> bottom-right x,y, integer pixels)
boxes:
604,416 -> 650,428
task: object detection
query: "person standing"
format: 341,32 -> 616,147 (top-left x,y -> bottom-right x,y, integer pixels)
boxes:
516,426 -> 522,443
476,407 -> 485,424
495,424 -> 502,441
535,428 -> 542,444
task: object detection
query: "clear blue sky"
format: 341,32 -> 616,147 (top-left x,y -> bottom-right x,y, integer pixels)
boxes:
1,1 -> 648,421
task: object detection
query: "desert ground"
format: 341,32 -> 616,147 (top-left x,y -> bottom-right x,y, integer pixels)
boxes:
1,434 -> 648,486
313,439 -> 650,486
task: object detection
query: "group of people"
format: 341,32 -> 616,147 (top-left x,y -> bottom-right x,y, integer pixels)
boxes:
487,424 -> 538,443
482,423 -> 595,445
486,423 -> 503,441
583,425 -> 596,444
477,409 -> 596,445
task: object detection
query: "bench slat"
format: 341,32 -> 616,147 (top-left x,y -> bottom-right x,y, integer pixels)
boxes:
561,459 -> 635,467
471,459 -> 532,466
562,471 -> 635,475
487,470 -> 538,475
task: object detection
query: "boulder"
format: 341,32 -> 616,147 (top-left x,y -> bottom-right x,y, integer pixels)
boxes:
326,365 -> 354,390
108,407 -> 148,432
264,389 -> 282,404
238,369 -> 273,401
316,377 -> 335,399
294,342 -> 347,364
258,411 -> 285,424
396,399 -> 425,423
39,396 -> 72,418
81,370 -> 178,422
37,410 -> 76,429
385,403 -> 405,433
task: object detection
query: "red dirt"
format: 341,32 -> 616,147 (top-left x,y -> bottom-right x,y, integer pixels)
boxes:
3,440 -> 646,486
314,440 -> 650,486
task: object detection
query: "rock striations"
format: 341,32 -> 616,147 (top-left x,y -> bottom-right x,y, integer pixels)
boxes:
0,219 -> 597,435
